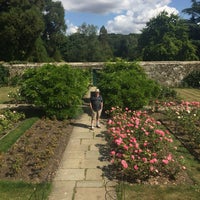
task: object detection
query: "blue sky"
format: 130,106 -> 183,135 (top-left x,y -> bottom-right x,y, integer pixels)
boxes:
55,0 -> 192,34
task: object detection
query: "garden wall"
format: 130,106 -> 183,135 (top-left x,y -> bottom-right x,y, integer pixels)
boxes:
2,61 -> 200,87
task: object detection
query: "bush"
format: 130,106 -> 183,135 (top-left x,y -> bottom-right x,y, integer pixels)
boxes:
97,61 -> 161,111
182,70 -> 200,88
0,64 -> 9,86
107,107 -> 184,181
18,64 -> 90,120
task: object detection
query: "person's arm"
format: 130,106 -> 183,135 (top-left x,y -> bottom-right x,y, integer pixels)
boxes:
89,98 -> 93,110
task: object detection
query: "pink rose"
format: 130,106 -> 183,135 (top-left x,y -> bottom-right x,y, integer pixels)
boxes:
121,160 -> 128,169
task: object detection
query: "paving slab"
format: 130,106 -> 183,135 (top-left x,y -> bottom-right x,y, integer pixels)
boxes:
54,169 -> 85,181
48,181 -> 76,200
74,188 -> 107,200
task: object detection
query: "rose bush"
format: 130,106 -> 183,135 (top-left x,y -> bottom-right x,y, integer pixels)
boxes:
162,101 -> 200,146
107,107 -> 184,182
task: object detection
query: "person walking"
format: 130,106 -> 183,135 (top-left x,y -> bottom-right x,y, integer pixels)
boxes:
89,88 -> 103,130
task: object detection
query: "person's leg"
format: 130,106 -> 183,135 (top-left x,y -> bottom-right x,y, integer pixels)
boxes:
96,110 -> 102,127
91,110 -> 96,129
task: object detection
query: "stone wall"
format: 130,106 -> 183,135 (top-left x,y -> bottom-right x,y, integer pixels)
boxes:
2,61 -> 200,87
140,61 -> 200,87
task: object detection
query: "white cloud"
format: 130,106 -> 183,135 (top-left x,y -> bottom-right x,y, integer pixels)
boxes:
106,4 -> 178,34
55,0 -> 179,34
65,20 -> 78,35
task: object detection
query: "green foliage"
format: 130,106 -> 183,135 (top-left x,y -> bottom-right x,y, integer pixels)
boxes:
0,64 -> 9,86
183,0 -> 200,60
97,61 -> 161,111
139,11 -> 198,61
157,86 -> 177,99
0,0 -> 66,62
19,64 -> 90,119
182,70 -> 200,88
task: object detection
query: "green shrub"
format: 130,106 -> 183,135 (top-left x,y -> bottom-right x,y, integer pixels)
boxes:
182,70 -> 200,88
97,61 -> 161,111
157,86 -> 177,99
18,64 -> 90,120
0,64 -> 9,86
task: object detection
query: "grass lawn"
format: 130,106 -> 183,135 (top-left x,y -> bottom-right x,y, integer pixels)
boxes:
0,86 -> 18,103
174,88 -> 200,102
0,117 -> 39,152
0,180 -> 51,200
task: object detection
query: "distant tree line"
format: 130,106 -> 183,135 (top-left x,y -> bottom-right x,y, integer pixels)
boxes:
0,0 -> 199,62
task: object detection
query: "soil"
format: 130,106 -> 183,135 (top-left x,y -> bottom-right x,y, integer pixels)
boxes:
0,118 -> 74,183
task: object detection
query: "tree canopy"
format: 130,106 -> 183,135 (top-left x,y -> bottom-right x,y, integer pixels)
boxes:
0,0 -> 199,62
0,0 -> 66,62
138,11 -> 198,61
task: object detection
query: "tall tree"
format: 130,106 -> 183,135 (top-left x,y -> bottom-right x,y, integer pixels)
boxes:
138,11 -> 198,61
183,0 -> 200,59
42,0 -> 67,61
0,0 -> 44,61
98,26 -> 113,61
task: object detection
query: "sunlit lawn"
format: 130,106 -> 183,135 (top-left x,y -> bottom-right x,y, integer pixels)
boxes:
0,181 -> 51,200
174,88 -> 200,102
0,86 -> 18,103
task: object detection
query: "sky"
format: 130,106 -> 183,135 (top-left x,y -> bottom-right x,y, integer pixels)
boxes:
54,0 -> 192,35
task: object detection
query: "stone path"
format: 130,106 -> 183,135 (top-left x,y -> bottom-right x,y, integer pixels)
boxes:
48,87 -> 117,200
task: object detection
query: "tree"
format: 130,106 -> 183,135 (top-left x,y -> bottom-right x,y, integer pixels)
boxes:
42,0 -> 67,61
0,0 -> 67,62
98,26 -> 113,61
183,0 -> 200,59
138,11 -> 198,61
0,1 -> 44,61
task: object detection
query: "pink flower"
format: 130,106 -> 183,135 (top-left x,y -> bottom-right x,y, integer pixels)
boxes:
150,158 -> 157,164
145,131 -> 149,136
121,160 -> 128,169
155,129 -> 165,136
142,157 -> 147,163
108,119 -> 113,125
135,143 -> 139,149
123,145 -> 129,150
135,118 -> 140,126
110,159 -> 115,163
115,137 -> 123,145
167,154 -> 172,161
131,155 -> 135,160
152,153 -> 157,157
143,142 -> 148,147
134,165 -> 138,170
116,153 -> 122,158
110,151 -> 116,156
162,159 -> 169,165
150,166 -> 154,171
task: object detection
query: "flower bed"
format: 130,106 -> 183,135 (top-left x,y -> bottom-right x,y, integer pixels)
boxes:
154,101 -> 200,160
0,110 -> 25,139
106,107 -> 186,183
